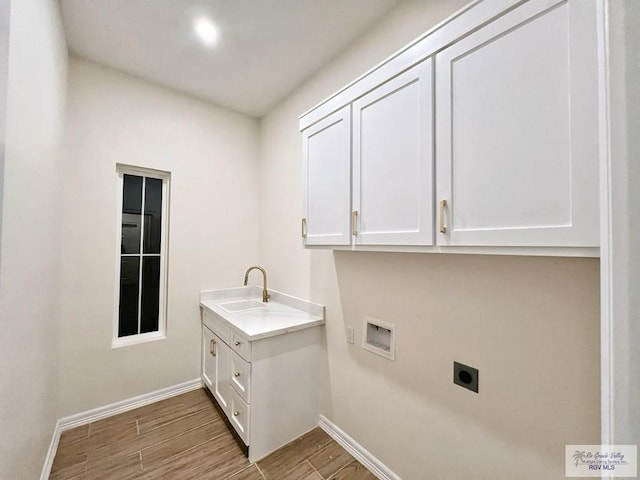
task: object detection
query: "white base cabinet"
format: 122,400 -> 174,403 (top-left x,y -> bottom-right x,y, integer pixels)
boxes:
202,325 -> 232,416
201,310 -> 323,462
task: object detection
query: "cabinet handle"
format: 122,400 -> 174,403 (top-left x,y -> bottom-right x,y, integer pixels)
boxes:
301,218 -> 307,239
233,411 -> 240,417
234,372 -> 240,377
352,210 -> 358,236
439,199 -> 447,234
235,341 -> 241,347
210,339 -> 216,356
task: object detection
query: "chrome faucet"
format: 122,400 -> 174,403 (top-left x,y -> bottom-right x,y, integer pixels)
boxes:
243,265 -> 270,303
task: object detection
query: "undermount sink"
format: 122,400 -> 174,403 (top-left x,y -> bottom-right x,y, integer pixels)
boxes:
218,299 -> 267,313
200,286 -> 326,341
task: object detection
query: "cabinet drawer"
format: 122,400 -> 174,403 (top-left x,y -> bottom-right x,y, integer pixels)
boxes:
202,309 -> 230,344
230,331 -> 251,362
228,386 -> 250,444
229,349 -> 251,403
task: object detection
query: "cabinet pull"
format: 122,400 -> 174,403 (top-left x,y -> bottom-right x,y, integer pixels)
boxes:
234,372 -> 241,377
439,199 -> 447,234
210,339 -> 216,356
301,217 -> 307,238
235,341 -> 241,347
233,411 -> 240,417
352,210 -> 358,236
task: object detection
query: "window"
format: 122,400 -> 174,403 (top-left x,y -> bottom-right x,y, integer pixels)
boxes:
114,165 -> 170,347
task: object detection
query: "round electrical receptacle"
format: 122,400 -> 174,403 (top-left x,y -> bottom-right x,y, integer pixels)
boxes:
458,370 -> 473,384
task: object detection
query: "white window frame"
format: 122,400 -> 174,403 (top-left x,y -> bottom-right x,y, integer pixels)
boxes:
113,164 -> 170,348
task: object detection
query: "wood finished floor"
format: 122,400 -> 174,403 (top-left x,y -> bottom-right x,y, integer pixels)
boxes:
50,388 -> 376,480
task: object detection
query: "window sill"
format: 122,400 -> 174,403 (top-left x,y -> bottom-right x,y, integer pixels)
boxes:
112,331 -> 166,349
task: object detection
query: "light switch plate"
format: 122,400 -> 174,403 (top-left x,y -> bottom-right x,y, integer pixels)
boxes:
346,326 -> 355,344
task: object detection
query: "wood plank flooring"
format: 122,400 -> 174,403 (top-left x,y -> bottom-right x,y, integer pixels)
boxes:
50,389 -> 376,480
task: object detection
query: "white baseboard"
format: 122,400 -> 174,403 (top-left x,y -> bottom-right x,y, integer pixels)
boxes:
318,415 -> 401,480
40,419 -> 62,480
57,378 -> 203,431
40,378 -> 203,480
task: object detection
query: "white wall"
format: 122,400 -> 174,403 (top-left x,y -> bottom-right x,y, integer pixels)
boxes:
0,0 -> 67,478
603,0 -> 640,448
58,58 -> 260,416
259,1 -> 601,479
0,0 -> 9,229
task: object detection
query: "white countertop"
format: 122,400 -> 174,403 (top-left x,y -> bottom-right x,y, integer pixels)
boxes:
200,286 -> 325,341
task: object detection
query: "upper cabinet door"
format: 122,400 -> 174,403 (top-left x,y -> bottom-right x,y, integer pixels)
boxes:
435,0 -> 599,247
302,106 -> 351,246
352,60 -> 434,246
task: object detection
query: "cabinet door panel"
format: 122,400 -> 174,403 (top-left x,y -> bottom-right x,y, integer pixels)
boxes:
202,325 -> 216,391
353,60 -> 433,245
302,106 -> 351,245
212,332 -> 231,414
436,0 -> 599,246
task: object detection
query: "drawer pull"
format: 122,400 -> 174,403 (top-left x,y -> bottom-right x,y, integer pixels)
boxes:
235,341 -> 241,346
233,411 -> 240,417
234,372 -> 241,377
439,199 -> 447,234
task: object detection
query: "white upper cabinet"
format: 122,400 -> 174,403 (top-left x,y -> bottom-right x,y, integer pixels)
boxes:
302,106 -> 351,246
299,0 -> 600,255
352,60 -> 434,245
435,0 -> 599,247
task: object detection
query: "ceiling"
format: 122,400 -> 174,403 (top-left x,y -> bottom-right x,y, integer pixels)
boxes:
60,0 -> 401,117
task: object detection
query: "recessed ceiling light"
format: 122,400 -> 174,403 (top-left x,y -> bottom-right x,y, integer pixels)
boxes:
194,17 -> 219,47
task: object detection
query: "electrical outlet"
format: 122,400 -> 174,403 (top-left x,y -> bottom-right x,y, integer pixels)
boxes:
453,361 -> 479,393
346,326 -> 355,344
